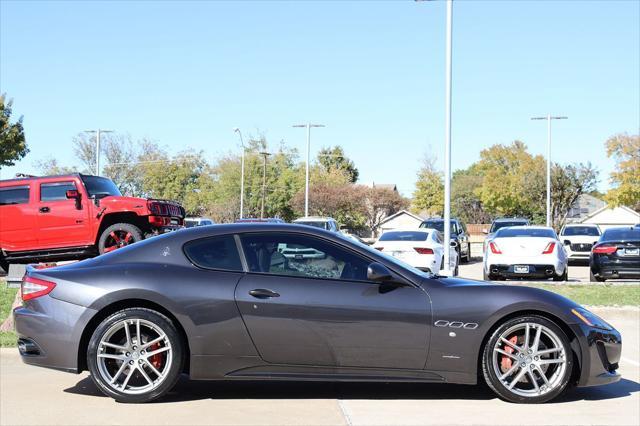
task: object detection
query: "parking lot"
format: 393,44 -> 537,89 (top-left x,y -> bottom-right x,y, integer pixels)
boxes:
0,307 -> 638,426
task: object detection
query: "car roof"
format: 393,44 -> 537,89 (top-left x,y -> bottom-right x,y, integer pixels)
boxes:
563,223 -> 598,227
493,217 -> 529,222
500,225 -> 553,230
382,227 -> 433,233
294,216 -> 335,221
421,218 -> 460,223
0,173 -> 98,184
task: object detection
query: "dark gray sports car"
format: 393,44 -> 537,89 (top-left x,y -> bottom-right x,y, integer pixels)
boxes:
14,224 -> 621,403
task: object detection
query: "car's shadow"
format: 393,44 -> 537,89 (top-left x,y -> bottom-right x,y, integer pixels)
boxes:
64,375 -> 640,404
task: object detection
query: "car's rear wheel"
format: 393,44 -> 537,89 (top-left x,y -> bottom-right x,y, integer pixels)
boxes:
98,223 -> 143,254
482,315 -> 573,403
87,308 -> 184,403
0,255 -> 8,274
553,267 -> 568,281
590,270 -> 605,282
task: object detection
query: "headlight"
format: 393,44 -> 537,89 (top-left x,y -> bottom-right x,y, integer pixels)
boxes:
571,308 -> 613,331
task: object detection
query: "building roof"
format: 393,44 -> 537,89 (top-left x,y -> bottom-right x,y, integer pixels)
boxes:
379,209 -> 425,225
371,183 -> 398,192
579,205 -> 640,224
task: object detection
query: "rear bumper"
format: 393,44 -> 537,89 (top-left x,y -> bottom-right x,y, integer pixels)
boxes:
591,263 -> 640,280
572,323 -> 622,387
488,264 -> 560,279
13,296 -> 95,373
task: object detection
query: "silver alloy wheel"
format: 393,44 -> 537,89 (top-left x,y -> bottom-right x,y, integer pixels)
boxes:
96,318 -> 173,395
492,322 -> 567,398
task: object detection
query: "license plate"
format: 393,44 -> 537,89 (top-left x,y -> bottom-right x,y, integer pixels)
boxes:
625,248 -> 639,256
514,265 -> 529,274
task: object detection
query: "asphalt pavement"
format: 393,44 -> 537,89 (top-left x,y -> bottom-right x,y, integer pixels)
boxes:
1,307 -> 638,426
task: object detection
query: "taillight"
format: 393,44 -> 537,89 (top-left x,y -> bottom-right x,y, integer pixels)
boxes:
148,215 -> 171,227
414,247 -> 434,255
593,245 -> 617,254
542,242 -> 556,254
374,247 -> 384,251
489,242 -> 502,254
21,276 -> 56,301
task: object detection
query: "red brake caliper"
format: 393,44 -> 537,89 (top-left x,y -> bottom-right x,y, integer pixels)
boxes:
149,343 -> 163,369
501,335 -> 518,372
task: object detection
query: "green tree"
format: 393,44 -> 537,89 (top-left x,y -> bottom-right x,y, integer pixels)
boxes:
551,162 -> 599,229
317,146 -> 359,183
451,166 -> 491,224
0,94 -> 28,168
412,154 -> 444,216
604,133 -> 640,211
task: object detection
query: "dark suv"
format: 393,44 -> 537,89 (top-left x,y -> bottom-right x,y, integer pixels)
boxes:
419,218 -> 471,262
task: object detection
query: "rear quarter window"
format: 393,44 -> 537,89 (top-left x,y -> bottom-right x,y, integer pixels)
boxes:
0,186 -> 30,205
183,235 -> 243,271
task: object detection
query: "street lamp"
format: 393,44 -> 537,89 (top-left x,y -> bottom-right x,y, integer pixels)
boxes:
233,128 -> 246,219
416,0 -> 454,275
531,115 -> 568,227
84,129 -> 113,176
293,123 -> 325,217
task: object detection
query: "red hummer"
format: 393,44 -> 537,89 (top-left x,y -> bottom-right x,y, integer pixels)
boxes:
0,173 -> 185,271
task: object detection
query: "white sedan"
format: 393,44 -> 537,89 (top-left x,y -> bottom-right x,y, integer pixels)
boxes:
374,228 -> 458,275
559,223 -> 601,262
483,226 -> 568,281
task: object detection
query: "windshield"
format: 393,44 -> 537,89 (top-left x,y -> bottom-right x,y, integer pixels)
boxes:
295,221 -> 329,230
379,231 -> 429,242
562,226 -> 600,236
490,221 -> 528,233
496,228 -> 557,238
420,221 -> 456,233
81,175 -> 122,198
184,220 -> 198,228
601,227 -> 640,242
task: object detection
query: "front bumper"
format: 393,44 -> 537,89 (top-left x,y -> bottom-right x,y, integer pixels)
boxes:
572,323 -> 622,387
13,296 -> 95,373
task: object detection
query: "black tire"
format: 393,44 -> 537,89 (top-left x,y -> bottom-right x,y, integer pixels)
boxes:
553,267 -> 568,282
0,256 -> 8,274
590,270 -> 604,282
462,243 -> 471,263
98,223 -> 143,254
482,315 -> 574,404
454,263 -> 459,276
87,308 -> 184,403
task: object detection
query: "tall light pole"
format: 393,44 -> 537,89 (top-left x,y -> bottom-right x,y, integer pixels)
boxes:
293,123 -> 325,217
233,128 -> 246,219
259,151 -> 271,219
84,129 -> 113,176
531,115 -> 568,227
416,0 -> 453,275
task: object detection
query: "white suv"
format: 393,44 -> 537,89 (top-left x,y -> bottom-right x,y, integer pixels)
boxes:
559,224 -> 601,262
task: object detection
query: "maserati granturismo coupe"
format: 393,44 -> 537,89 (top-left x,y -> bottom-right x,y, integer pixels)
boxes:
14,223 -> 621,403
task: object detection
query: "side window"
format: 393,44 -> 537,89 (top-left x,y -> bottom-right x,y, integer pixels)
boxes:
0,186 -> 30,205
240,233 -> 370,281
40,181 -> 76,202
183,235 -> 243,271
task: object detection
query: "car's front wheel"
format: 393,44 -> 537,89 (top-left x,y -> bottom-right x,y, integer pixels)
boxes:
482,315 -> 573,403
87,308 -> 184,403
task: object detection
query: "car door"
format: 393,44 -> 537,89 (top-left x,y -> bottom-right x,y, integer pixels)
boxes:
36,180 -> 91,248
0,184 -> 38,251
234,232 -> 431,370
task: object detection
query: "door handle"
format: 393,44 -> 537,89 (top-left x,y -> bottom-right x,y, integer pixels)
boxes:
249,289 -> 280,299
39,207 -> 50,213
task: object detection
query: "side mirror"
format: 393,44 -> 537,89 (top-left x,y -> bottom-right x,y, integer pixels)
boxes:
367,262 -> 393,282
482,228 -> 488,234
65,189 -> 80,199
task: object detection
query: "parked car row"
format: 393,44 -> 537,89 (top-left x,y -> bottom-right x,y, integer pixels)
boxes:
481,218 -> 640,282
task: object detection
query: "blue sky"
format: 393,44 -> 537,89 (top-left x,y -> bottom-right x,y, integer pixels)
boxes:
1,0 -> 638,196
